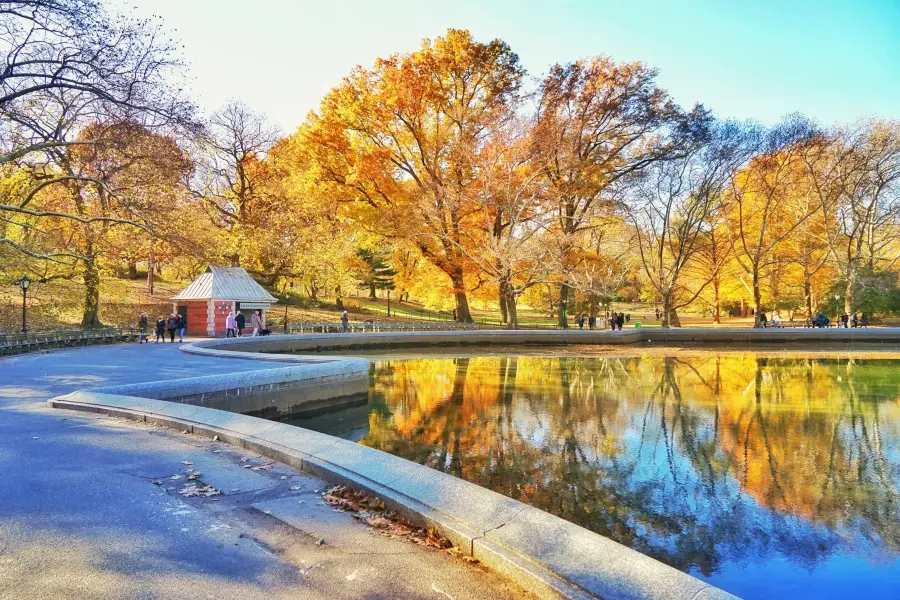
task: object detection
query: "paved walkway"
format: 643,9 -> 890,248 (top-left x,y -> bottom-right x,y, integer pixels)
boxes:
0,343 -> 532,600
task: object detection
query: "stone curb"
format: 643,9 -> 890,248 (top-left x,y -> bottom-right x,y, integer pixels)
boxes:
180,327 -> 900,360
91,359 -> 370,399
48,390 -> 738,600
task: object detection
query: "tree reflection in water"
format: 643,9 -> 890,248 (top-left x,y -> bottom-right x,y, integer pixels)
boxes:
303,353 -> 900,595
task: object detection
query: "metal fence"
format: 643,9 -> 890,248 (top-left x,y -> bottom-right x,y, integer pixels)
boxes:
287,321 -> 484,334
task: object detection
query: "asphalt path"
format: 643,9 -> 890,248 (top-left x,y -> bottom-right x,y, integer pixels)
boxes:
0,342 -> 532,600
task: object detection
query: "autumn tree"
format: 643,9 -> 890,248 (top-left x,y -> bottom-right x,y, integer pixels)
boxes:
534,56 -> 693,327
804,121 -> 900,313
445,119 -> 551,328
694,211 -> 735,323
298,29 -> 524,322
34,122 -> 190,325
194,101 -> 280,267
629,119 -> 755,327
0,0 -> 195,324
727,115 -> 821,324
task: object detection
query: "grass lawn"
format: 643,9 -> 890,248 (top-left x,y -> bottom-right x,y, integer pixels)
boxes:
0,274 -> 789,333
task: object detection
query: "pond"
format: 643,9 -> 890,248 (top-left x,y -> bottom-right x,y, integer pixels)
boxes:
272,348 -> 900,599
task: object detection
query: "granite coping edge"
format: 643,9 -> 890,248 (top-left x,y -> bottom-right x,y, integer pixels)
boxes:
90,359 -> 370,399
180,328 -> 900,362
47,390 -> 737,600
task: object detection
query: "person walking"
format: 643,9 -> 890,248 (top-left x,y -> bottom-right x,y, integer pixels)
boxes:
861,312 -> 869,327
166,313 -> 178,343
758,310 -> 768,328
251,310 -> 263,336
626,313 -> 631,323
138,313 -> 148,344
616,313 -> 625,331
588,314 -> 596,330
851,313 -> 858,328
225,311 -> 236,338
177,312 -> 187,342
341,310 -> 350,333
841,313 -> 849,328
235,311 -> 246,337
578,313 -> 585,329
155,316 -> 166,343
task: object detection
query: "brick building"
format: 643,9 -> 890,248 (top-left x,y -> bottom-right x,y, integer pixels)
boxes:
172,266 -> 277,337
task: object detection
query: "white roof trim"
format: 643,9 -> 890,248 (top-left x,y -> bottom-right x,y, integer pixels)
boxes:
173,266 -> 278,303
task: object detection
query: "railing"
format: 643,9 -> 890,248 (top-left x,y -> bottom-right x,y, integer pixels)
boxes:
0,327 -> 141,356
287,321 -> 483,334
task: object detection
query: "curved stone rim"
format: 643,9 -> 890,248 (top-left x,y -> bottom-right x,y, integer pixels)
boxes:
48,389 -> 737,600
180,327 -> 900,362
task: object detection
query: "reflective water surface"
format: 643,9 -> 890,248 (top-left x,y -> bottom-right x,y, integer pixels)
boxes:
285,350 -> 900,599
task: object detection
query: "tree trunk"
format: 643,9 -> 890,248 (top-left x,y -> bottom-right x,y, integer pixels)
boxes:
147,244 -> 155,296
335,285 -> 344,310
498,276 -> 511,324
712,276 -> 721,324
369,280 -> 376,299
661,294 -> 672,328
449,269 -> 473,323
844,265 -> 856,314
804,276 -> 813,322
127,260 -> 138,280
504,287 -> 518,330
752,269 -> 763,327
81,251 -> 102,328
558,283 -> 569,328
668,307 -> 682,327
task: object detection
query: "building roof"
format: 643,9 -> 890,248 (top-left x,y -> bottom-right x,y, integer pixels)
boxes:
173,266 -> 278,303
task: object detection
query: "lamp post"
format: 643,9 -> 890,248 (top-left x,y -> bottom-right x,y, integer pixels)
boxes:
19,275 -> 30,335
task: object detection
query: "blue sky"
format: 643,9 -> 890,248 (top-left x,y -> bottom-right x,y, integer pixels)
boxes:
121,0 -> 900,133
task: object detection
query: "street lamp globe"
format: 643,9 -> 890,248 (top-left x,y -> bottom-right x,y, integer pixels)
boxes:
20,275 -> 30,291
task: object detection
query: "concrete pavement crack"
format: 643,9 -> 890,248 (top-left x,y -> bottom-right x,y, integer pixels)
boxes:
481,505 -> 532,536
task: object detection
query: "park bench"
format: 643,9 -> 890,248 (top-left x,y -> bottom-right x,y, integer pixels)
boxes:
287,321 -> 480,334
0,327 -> 139,356
772,321 -> 810,328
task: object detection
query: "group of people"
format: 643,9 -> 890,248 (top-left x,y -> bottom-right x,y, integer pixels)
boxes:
575,312 -> 629,330
138,312 -> 186,343
813,311 -> 869,328
224,309 -> 264,337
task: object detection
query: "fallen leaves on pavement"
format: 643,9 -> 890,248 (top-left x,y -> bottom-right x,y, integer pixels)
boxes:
322,486 -> 456,553
178,483 -> 221,498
